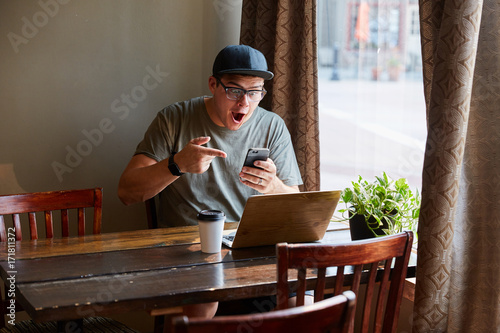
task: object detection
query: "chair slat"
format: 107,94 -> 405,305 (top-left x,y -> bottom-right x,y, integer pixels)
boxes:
351,264 -> 362,296
61,209 -> 69,237
93,188 -> 102,234
0,216 -> 5,242
45,211 -> 54,239
296,267 -> 307,306
348,264 -> 363,333
374,260 -> 393,333
361,262 -> 379,333
334,266 -> 345,296
383,255 -> 412,331
13,214 -> 22,241
28,212 -> 38,240
315,267 -> 326,302
77,207 -> 85,236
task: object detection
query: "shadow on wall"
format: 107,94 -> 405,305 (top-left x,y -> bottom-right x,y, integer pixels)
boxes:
0,164 -> 26,194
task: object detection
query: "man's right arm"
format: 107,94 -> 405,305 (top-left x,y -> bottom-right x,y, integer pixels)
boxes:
118,136 -> 227,205
118,154 -> 176,205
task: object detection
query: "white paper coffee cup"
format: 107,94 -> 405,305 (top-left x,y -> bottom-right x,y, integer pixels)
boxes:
197,210 -> 225,253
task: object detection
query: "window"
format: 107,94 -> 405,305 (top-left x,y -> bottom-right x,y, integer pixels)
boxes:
317,0 -> 426,199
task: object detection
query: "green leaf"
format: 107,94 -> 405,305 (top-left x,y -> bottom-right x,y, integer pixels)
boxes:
341,172 -> 420,237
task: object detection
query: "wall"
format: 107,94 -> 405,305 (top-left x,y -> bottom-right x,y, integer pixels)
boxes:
0,0 -> 243,233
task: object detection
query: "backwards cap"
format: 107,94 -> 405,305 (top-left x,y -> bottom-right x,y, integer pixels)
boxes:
212,45 -> 274,80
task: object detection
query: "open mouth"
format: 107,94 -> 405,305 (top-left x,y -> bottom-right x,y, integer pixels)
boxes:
232,112 -> 245,123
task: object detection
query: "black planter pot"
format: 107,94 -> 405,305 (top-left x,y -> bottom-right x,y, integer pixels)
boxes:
348,212 -> 389,240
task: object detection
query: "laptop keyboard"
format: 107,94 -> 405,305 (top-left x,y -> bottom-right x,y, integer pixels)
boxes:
223,234 -> 235,242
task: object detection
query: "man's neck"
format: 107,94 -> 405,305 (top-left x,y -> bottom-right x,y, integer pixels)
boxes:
204,97 -> 224,127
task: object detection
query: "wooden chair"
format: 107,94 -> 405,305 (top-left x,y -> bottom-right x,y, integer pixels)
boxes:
145,195 -> 159,230
276,231 -> 413,333
171,290 -> 356,333
0,187 -> 103,242
0,188 -> 138,332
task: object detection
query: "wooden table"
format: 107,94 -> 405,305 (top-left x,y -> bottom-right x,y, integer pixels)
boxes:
0,222 -> 415,326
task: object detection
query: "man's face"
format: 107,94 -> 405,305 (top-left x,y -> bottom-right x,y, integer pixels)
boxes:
208,74 -> 265,131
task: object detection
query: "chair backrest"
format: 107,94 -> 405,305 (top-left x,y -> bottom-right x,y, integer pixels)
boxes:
171,290 -> 356,333
0,188 -> 103,241
145,196 -> 158,229
276,231 -> 413,333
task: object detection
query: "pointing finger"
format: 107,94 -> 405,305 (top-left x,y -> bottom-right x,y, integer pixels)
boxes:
201,147 -> 227,159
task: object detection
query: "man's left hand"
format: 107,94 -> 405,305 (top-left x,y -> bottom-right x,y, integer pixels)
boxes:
240,158 -> 299,194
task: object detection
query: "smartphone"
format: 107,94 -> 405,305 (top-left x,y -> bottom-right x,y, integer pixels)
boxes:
243,148 -> 270,169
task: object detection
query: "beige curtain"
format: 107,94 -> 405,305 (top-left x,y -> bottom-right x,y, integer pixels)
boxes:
414,0 -> 500,331
240,0 -> 320,191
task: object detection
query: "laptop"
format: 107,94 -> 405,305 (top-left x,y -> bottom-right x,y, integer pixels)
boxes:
222,190 -> 341,249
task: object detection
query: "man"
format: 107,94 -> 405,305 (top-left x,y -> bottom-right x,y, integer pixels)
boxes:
118,45 -> 303,227
118,45 -> 303,320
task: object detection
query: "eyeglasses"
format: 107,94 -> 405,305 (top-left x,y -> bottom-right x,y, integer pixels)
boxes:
216,78 -> 267,102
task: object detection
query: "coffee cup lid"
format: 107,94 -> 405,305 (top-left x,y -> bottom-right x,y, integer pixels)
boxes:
197,210 -> 225,221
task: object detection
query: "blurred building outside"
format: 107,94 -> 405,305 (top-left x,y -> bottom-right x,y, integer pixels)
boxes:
316,0 -> 426,212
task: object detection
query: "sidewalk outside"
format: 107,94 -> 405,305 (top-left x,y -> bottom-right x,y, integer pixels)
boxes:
317,66 -> 427,197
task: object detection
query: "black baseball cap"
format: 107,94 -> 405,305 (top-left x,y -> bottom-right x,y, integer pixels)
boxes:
212,45 -> 274,80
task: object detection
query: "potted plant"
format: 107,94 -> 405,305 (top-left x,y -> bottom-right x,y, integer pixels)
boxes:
338,172 -> 420,240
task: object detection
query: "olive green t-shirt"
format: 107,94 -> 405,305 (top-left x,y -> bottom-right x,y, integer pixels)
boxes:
135,96 -> 303,227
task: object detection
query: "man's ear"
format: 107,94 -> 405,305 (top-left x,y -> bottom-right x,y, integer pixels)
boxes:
208,76 -> 218,94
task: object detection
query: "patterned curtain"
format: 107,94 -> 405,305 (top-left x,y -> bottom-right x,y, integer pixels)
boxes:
414,0 -> 500,331
240,0 -> 320,191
